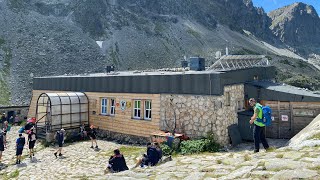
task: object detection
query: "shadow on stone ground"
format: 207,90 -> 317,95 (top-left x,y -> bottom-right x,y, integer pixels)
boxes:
228,138 -> 289,152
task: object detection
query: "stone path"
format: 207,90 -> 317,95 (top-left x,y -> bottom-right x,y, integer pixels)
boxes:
1,126 -> 320,179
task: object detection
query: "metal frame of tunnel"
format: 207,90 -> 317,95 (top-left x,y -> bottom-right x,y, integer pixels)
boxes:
35,92 -> 89,134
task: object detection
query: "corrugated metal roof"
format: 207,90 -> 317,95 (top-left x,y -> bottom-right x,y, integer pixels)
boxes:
247,81 -> 320,98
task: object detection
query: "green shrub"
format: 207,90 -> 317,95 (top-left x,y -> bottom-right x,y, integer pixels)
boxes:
180,139 -> 209,154
160,143 -> 172,156
180,137 -> 220,155
205,132 -> 221,152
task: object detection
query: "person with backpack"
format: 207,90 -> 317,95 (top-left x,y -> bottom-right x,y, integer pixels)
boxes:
54,129 -> 65,158
249,98 -> 270,153
16,133 -> 26,164
27,128 -> 37,159
0,131 -> 6,164
88,125 -> 98,149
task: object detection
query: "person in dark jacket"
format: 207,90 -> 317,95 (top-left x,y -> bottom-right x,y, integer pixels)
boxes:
134,142 -> 160,168
54,129 -> 65,158
16,134 -> 26,164
88,125 -> 98,149
107,149 -> 129,173
27,129 -> 37,158
0,131 -> 6,164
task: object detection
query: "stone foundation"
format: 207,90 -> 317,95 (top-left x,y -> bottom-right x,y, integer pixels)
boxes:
160,84 -> 244,145
96,129 -> 150,145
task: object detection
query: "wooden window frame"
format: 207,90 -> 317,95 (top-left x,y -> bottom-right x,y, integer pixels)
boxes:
110,98 -> 116,116
144,100 -> 152,120
101,98 -> 108,115
133,100 -> 142,119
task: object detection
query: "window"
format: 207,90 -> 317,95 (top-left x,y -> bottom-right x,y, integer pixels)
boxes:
144,100 -> 152,120
225,92 -> 230,106
101,98 -> 108,115
133,100 -> 141,119
110,99 -> 115,115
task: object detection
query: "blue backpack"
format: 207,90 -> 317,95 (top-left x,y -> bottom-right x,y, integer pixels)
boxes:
258,106 -> 272,126
18,127 -> 25,133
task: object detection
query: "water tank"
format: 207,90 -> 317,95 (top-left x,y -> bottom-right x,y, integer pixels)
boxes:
189,57 -> 205,71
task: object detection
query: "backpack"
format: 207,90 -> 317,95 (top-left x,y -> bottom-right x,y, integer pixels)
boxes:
18,127 -> 25,133
257,105 -> 272,126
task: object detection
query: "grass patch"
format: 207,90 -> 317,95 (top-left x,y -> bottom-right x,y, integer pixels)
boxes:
295,152 -> 310,161
0,46 -> 12,105
270,167 -> 286,172
275,154 -> 284,158
203,173 -> 225,179
0,37 -> 5,46
266,147 -> 277,152
234,48 -> 260,55
186,28 -> 201,39
244,154 -> 252,161
9,170 -> 19,178
308,165 -> 320,171
216,159 -> 222,164
101,145 -> 145,158
308,133 -> 320,140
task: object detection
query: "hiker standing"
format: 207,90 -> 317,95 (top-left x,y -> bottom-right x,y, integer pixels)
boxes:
27,129 -> 37,159
16,134 -> 26,164
249,98 -> 269,153
54,129 -> 65,158
79,123 -> 87,140
0,131 -> 6,164
0,113 -> 6,129
88,125 -> 98,149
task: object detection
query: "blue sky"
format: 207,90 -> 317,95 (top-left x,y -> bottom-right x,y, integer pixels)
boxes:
252,0 -> 320,14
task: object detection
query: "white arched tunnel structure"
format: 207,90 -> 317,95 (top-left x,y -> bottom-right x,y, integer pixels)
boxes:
35,92 -> 89,133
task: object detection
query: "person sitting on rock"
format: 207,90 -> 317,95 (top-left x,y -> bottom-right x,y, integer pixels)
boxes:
107,149 -> 129,173
134,142 -> 160,168
154,142 -> 163,163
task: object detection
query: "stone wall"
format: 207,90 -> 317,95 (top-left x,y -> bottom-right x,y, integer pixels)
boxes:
160,84 -> 244,145
96,129 -> 150,145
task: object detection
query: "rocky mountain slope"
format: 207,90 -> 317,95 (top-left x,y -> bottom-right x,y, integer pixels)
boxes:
0,0 -> 106,105
268,2 -> 320,56
0,0 -> 320,106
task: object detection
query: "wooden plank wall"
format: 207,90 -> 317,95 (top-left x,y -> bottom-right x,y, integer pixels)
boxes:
262,101 -> 320,139
29,90 -> 161,138
86,92 -> 161,138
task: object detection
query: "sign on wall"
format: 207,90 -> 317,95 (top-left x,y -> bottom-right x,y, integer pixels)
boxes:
126,101 -> 131,108
281,115 -> 289,122
120,100 -> 126,111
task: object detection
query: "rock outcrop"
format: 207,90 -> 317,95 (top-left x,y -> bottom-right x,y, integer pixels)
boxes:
288,114 -> 320,149
268,2 -> 320,55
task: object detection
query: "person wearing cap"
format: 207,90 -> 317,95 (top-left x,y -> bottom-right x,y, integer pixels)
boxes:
16,133 -> 26,164
249,98 -> 269,153
88,125 -> 98,149
54,129 -> 65,158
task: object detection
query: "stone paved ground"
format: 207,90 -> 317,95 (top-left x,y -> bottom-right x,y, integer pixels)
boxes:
1,126 -> 320,179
